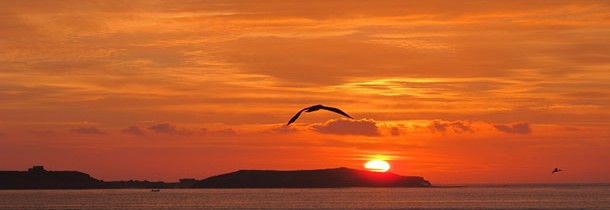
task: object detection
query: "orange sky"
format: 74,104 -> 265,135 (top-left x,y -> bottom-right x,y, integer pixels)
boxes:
1,1 -> 609,184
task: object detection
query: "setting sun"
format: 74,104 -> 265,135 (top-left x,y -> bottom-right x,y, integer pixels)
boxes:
364,160 -> 391,172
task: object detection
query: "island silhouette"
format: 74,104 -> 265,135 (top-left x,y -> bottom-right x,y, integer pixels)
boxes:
194,167 -> 430,188
0,166 -> 431,189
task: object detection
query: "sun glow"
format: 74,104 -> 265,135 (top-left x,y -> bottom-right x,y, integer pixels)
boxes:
364,159 -> 391,172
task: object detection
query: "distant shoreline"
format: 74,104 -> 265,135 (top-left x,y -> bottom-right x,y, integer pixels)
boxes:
1,166 -> 431,189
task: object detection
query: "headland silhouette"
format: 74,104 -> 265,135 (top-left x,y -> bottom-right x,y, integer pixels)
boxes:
193,167 -> 431,188
0,166 -> 196,189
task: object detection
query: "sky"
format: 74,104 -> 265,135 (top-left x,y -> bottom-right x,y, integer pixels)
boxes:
1,0 -> 609,184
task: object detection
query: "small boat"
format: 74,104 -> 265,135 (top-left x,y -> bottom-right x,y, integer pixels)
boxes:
151,189 -> 161,192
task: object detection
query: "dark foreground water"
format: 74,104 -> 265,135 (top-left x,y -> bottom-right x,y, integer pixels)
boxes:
1,184 -> 609,209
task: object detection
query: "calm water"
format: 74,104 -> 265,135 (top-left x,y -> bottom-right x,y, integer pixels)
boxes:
1,184 -> 609,209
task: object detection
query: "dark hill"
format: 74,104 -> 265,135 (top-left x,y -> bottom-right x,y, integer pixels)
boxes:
0,166 -> 196,189
0,167 -> 104,189
192,167 -> 431,188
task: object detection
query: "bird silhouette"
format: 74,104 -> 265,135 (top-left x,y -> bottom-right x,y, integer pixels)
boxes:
552,168 -> 562,174
287,104 -> 352,125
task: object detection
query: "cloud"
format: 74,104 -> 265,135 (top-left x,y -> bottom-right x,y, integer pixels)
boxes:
70,127 -> 105,135
121,126 -> 146,136
148,123 -> 178,134
310,118 -> 381,136
267,125 -> 299,134
428,120 -> 473,134
389,126 -> 401,136
494,122 -> 531,134
147,123 -> 193,136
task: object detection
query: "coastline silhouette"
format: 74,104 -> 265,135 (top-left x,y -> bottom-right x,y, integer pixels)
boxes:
0,166 -> 198,189
287,104 -> 352,125
0,166 -> 430,189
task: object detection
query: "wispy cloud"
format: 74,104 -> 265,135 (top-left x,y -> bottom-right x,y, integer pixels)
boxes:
310,118 -> 381,136
147,123 -> 194,136
121,126 -> 146,136
428,120 -> 474,134
389,126 -> 401,136
267,125 -> 300,134
494,122 -> 532,134
70,127 -> 105,135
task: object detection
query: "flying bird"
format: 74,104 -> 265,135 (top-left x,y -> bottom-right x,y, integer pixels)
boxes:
287,104 -> 352,125
552,168 -> 562,174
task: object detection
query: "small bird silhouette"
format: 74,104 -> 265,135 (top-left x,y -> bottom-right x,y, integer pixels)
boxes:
552,168 -> 562,174
287,104 -> 352,125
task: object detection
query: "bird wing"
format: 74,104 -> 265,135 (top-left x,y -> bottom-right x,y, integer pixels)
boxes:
320,106 -> 352,119
287,108 -> 307,125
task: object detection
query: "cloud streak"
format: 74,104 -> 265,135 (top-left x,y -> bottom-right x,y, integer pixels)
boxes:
121,126 -> 146,136
310,118 -> 381,136
70,127 -> 105,135
494,122 -> 532,134
428,120 -> 474,134
148,123 -> 194,136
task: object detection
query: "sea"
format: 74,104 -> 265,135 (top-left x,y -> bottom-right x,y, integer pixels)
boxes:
1,184 -> 609,209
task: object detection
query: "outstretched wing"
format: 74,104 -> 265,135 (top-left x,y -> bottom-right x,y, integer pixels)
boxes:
320,106 -> 352,119
552,168 -> 562,174
287,109 -> 307,125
